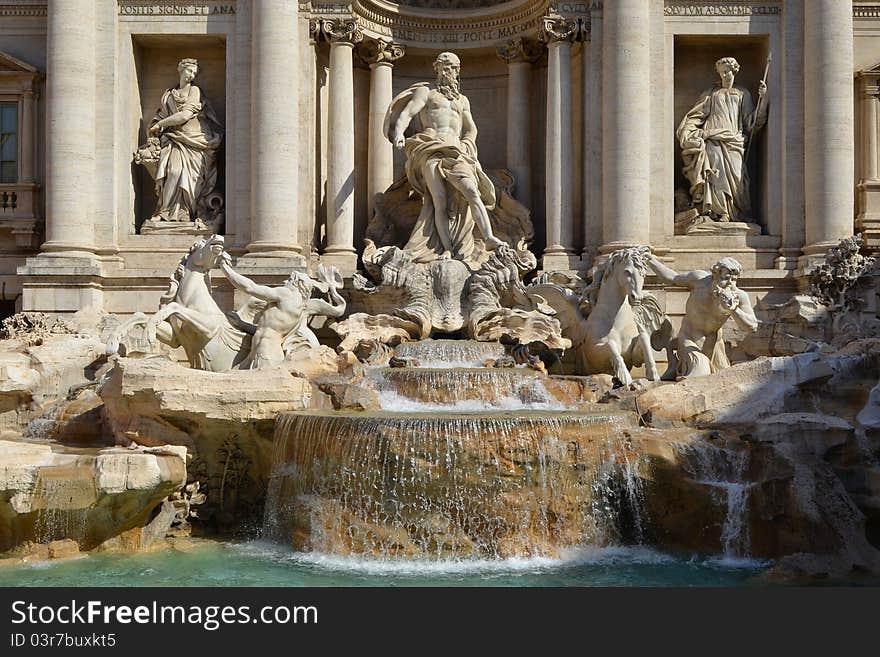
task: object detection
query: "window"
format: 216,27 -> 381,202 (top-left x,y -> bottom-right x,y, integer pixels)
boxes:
0,102 -> 17,183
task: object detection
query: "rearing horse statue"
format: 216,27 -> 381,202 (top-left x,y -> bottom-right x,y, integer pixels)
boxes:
532,246 -> 671,385
106,235 -> 251,371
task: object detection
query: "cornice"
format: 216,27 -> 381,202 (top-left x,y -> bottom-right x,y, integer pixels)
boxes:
0,3 -> 47,17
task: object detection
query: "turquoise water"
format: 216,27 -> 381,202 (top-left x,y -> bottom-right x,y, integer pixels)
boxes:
0,541 -> 770,587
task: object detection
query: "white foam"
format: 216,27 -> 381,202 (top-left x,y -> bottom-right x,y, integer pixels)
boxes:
231,541 -> 693,577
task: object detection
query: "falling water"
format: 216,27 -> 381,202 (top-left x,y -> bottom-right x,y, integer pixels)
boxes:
264,410 -> 639,559
393,339 -> 508,368
675,441 -> 752,558
368,367 -> 566,411
32,466 -> 97,545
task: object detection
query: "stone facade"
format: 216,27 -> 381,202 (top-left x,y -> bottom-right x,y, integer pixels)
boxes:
0,0 -> 875,334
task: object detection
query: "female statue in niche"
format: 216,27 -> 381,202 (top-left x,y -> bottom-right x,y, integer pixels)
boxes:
676,56 -> 767,231
137,58 -> 224,230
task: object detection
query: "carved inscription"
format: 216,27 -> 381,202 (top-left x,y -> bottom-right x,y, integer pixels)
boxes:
663,3 -> 781,16
118,3 -> 236,16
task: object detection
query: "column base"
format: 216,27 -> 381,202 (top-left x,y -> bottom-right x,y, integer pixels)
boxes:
321,249 -> 359,275
39,241 -> 100,259
775,248 -> 801,271
598,241 -> 646,255
245,240 -> 303,258
17,252 -> 105,313
541,248 -> 582,272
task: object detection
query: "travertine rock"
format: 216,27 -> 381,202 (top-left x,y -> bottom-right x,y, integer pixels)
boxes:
636,352 -> 835,427
0,334 -> 105,434
99,357 -> 314,528
0,438 -> 186,553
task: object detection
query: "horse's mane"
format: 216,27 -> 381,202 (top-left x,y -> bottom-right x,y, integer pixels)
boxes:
579,246 -> 651,315
159,238 -> 212,306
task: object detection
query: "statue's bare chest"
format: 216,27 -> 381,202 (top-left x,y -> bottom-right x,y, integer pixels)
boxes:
421,91 -> 464,129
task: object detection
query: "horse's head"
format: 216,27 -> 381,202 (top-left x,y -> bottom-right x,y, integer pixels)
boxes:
186,234 -> 225,270
607,246 -> 651,307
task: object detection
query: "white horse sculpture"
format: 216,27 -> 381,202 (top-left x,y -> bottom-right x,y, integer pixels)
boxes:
533,247 -> 670,385
106,235 -> 251,371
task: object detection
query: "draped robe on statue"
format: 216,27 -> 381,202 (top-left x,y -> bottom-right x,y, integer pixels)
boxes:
676,85 -> 764,223
151,85 -> 223,223
383,83 -> 496,264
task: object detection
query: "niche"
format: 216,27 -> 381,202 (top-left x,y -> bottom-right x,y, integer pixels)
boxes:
131,35 -> 226,235
672,36 -> 770,236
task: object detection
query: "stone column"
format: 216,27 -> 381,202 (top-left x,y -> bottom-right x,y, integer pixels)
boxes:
361,39 -> 404,218
542,15 -> 579,270
497,38 -> 539,209
42,0 -> 96,256
601,0 -> 651,253
248,0 -> 301,258
19,90 -> 35,183
803,0 -> 854,261
862,83 -> 880,182
583,2 -> 602,263
322,19 -> 362,272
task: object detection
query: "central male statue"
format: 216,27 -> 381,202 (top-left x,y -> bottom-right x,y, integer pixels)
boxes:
384,51 -> 506,263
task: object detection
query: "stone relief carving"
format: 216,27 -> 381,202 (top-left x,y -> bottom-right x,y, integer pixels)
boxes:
134,58 -> 224,234
331,239 -> 569,358
495,37 -> 542,64
675,56 -> 768,235
321,17 -> 364,45
533,247 -> 671,385
106,236 -> 346,371
358,38 -> 405,66
809,234 -> 877,336
647,254 -> 758,379
384,51 -> 506,264
540,13 -> 579,43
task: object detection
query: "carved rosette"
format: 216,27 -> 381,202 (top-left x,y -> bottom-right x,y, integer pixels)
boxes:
495,37 -> 542,65
540,14 -> 578,45
359,39 -> 406,67
321,18 -> 364,47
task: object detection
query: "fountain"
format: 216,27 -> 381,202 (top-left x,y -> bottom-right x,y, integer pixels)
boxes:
264,346 -> 641,559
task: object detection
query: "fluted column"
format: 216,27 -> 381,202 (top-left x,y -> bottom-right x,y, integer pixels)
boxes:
803,0 -> 854,260
42,0 -> 96,255
542,15 -> 578,270
601,0 -> 650,253
361,39 -> 404,218
322,19 -> 362,272
583,2 -> 602,262
862,81 -> 879,182
248,0 -> 301,257
497,38 -> 539,209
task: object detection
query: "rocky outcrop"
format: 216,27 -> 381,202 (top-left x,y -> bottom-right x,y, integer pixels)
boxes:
0,334 -> 106,434
99,357 -> 317,530
0,438 -> 185,553
632,343 -> 880,578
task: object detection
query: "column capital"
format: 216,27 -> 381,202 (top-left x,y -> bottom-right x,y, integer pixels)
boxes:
540,14 -> 579,44
321,18 -> 363,47
496,37 -> 541,65
308,18 -> 321,44
359,39 -> 405,67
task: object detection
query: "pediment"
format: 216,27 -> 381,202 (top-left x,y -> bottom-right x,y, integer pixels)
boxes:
0,50 -> 38,74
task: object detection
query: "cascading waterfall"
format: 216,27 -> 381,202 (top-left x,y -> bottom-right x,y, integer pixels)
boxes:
675,441 -> 752,558
32,466 -> 97,545
264,410 -> 641,559
368,367 -> 565,411
393,339 -> 507,368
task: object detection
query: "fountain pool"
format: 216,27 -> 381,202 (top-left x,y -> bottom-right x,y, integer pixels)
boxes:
0,540 -> 769,587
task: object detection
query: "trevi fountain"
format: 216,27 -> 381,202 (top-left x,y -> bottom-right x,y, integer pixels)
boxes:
1,0 -> 880,587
